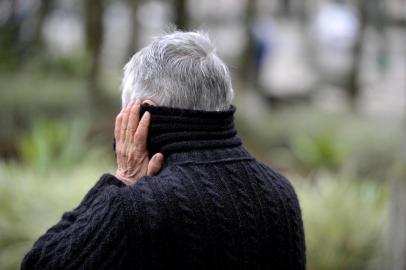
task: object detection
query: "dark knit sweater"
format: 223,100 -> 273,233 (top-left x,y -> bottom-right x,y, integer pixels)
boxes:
21,105 -> 306,270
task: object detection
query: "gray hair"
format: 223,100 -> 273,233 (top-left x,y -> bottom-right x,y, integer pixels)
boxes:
121,31 -> 234,111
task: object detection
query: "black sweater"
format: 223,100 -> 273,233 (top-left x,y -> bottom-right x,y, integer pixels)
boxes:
21,105 -> 306,270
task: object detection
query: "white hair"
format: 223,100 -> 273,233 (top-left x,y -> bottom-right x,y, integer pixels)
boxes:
121,31 -> 234,111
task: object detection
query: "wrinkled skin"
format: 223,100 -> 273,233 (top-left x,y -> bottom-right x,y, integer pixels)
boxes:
114,99 -> 164,185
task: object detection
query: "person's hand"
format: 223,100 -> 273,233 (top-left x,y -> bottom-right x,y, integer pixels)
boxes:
114,99 -> 164,185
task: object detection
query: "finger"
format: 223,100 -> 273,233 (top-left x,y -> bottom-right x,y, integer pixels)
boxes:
126,99 -> 141,142
114,110 -> 123,141
120,101 -> 134,141
147,153 -> 164,176
133,111 -> 151,152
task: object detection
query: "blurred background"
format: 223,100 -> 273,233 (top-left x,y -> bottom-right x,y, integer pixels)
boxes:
0,0 -> 405,269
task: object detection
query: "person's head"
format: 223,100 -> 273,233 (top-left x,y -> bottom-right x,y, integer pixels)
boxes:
121,31 -> 234,111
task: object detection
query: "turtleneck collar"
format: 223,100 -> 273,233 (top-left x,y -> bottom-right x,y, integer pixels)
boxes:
138,104 -> 250,163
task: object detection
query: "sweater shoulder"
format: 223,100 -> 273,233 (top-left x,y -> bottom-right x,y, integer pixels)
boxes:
255,161 -> 299,194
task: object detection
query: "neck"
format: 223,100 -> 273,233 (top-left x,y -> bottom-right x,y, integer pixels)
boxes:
139,104 -> 246,162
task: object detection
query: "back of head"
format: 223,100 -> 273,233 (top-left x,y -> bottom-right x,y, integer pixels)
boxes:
121,31 -> 234,111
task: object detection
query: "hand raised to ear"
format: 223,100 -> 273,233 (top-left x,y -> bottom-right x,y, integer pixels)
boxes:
114,99 -> 164,185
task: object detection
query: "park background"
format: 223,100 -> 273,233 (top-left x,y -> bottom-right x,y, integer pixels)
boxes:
0,0 -> 405,269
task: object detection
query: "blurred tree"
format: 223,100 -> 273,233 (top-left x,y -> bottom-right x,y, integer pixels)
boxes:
296,0 -> 308,23
346,0 -> 368,110
84,0 -> 105,109
32,0 -> 52,51
0,0 -> 22,66
173,0 -> 188,30
126,0 -> 140,60
239,0 -> 257,87
371,0 -> 388,73
278,0 -> 291,17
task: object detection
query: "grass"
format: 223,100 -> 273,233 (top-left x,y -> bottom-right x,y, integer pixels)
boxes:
295,172 -> 387,270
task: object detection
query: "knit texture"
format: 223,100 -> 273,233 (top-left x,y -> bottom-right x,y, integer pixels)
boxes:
21,104 -> 306,270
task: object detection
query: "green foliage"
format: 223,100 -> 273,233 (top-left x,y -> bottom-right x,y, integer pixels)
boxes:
38,54 -> 90,77
235,101 -> 401,179
0,68 -> 88,145
0,24 -> 22,69
291,128 -> 348,170
18,118 -> 89,173
298,174 -> 387,270
0,66 -> 120,149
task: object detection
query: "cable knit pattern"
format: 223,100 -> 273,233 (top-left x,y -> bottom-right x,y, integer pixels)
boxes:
22,105 -> 306,270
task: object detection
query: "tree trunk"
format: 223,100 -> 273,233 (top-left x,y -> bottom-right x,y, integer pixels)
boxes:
173,0 -> 188,30
371,0 -> 388,73
32,0 -> 52,51
126,0 -> 140,61
0,0 -> 22,65
239,0 -> 256,87
346,0 -> 368,111
278,0 -> 291,17
84,0 -> 105,109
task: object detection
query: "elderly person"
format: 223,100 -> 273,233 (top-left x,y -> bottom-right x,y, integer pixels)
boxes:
21,31 -> 305,270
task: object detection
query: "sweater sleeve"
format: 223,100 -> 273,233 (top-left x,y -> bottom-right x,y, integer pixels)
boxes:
21,174 -> 133,270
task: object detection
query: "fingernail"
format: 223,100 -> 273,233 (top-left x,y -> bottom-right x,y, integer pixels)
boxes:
144,111 -> 150,120
156,153 -> 164,161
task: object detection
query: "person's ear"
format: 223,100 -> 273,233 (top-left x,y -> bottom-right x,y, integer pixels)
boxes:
142,99 -> 157,106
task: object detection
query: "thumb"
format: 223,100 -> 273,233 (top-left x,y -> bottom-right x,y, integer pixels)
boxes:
147,153 -> 164,176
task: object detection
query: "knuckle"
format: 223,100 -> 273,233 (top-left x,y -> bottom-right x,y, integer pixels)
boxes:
130,105 -> 138,113
134,132 -> 143,142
